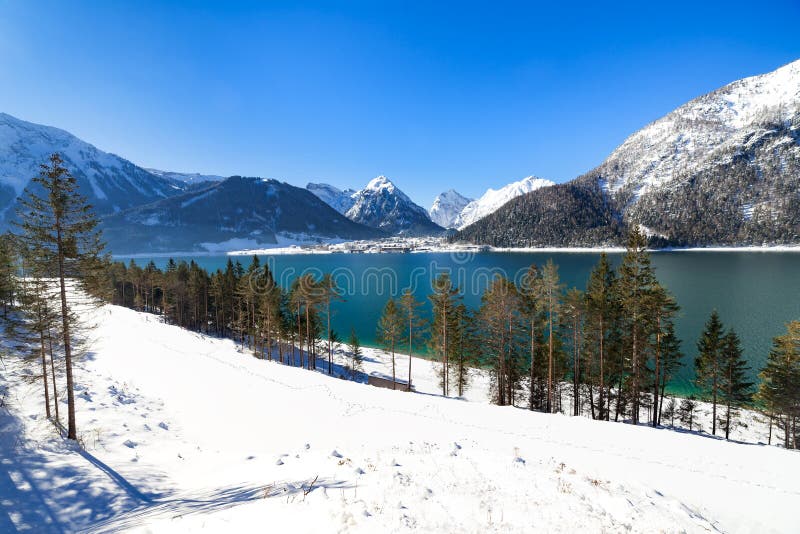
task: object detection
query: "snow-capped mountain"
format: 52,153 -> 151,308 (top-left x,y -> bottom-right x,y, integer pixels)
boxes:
345,176 -> 443,235
0,112 -> 184,227
102,176 -> 383,253
428,189 -> 473,228
146,168 -> 226,185
306,182 -> 358,215
457,59 -> 800,247
454,176 -> 553,229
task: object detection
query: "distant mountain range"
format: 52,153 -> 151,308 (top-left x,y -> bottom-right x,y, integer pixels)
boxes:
307,176 -> 443,236
102,176 -> 383,254
2,58 -> 798,252
456,59 -> 800,247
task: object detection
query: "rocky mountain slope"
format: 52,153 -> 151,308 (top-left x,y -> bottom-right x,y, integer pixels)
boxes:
428,189 -> 473,228
0,113 -> 184,228
146,168 -> 226,185
457,59 -> 800,247
101,176 -> 384,254
345,176 -> 443,235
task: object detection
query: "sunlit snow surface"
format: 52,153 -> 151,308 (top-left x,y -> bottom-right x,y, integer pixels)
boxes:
1,299 -> 799,533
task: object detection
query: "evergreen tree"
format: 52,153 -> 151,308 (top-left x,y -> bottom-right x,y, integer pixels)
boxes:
563,288 -> 585,416
0,233 -> 17,317
585,252 -> 618,420
650,284 -> 679,427
347,328 -> 363,381
755,321 -> 800,449
519,264 -> 546,412
656,323 -> 683,426
540,259 -> 563,413
478,276 -> 523,405
678,397 -> 698,431
399,289 -> 423,391
377,298 -> 403,389
428,274 -> 461,396
695,310 -> 725,436
15,153 -> 105,441
718,329 -> 753,440
615,227 -> 658,424
319,274 -> 343,375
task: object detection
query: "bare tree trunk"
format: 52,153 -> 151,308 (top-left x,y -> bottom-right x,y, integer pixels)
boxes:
56,225 -> 77,441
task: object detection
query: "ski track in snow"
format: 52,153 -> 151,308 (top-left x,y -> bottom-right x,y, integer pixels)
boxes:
1,303 -> 798,533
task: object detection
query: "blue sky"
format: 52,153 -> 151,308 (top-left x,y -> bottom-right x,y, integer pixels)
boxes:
1,1 -> 798,206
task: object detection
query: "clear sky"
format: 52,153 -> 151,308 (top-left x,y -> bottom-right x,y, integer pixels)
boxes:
1,1 -> 798,207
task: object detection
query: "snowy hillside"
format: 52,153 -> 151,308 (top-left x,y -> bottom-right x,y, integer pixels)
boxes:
0,113 -> 183,226
455,176 -> 554,229
428,189 -> 472,228
345,176 -> 443,235
1,301 -> 798,532
146,168 -> 226,185
307,182 -> 358,214
600,58 -> 800,200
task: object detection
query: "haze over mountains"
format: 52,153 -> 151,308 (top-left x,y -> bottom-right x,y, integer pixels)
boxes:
457,59 -> 800,247
1,59 -> 799,252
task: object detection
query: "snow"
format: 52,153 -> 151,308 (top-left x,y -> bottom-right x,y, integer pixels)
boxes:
2,294 -> 799,532
455,176 -> 554,229
306,183 -> 358,215
146,168 -> 226,184
600,59 -> 800,199
428,189 -> 473,228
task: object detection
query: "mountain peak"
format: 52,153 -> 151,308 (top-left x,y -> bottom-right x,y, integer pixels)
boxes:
455,175 -> 554,229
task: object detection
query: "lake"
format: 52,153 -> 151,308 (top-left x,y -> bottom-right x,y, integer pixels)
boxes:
117,251 -> 800,395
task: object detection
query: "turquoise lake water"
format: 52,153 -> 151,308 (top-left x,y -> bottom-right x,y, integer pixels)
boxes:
117,251 -> 800,394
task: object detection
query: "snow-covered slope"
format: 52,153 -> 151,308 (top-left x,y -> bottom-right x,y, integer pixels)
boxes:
306,182 -> 358,215
428,189 -> 473,228
2,301 -> 798,532
0,113 -> 184,226
455,176 -> 553,229
346,176 -> 443,235
146,168 -> 226,185
600,59 -> 800,200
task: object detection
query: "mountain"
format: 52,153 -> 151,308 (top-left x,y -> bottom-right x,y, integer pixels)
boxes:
457,59 -> 800,247
345,176 -> 443,235
0,112 -> 184,228
146,168 -> 226,185
454,176 -> 554,229
101,176 -> 384,254
429,189 -> 473,228
306,182 -> 358,214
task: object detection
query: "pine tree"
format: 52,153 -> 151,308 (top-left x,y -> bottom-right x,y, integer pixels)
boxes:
650,283 -> 679,427
347,328 -> 363,381
656,323 -> 683,426
15,153 -> 105,441
377,298 -> 403,389
540,259 -> 563,413
585,252 -> 617,420
755,321 -> 800,449
616,227 -> 658,424
563,288 -> 585,416
718,329 -> 753,440
0,233 -> 18,317
679,397 -> 698,431
319,274 -> 343,375
399,289 -> 423,391
478,276 -> 523,405
519,264 -> 545,411
428,274 -> 461,396
695,310 -> 725,436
